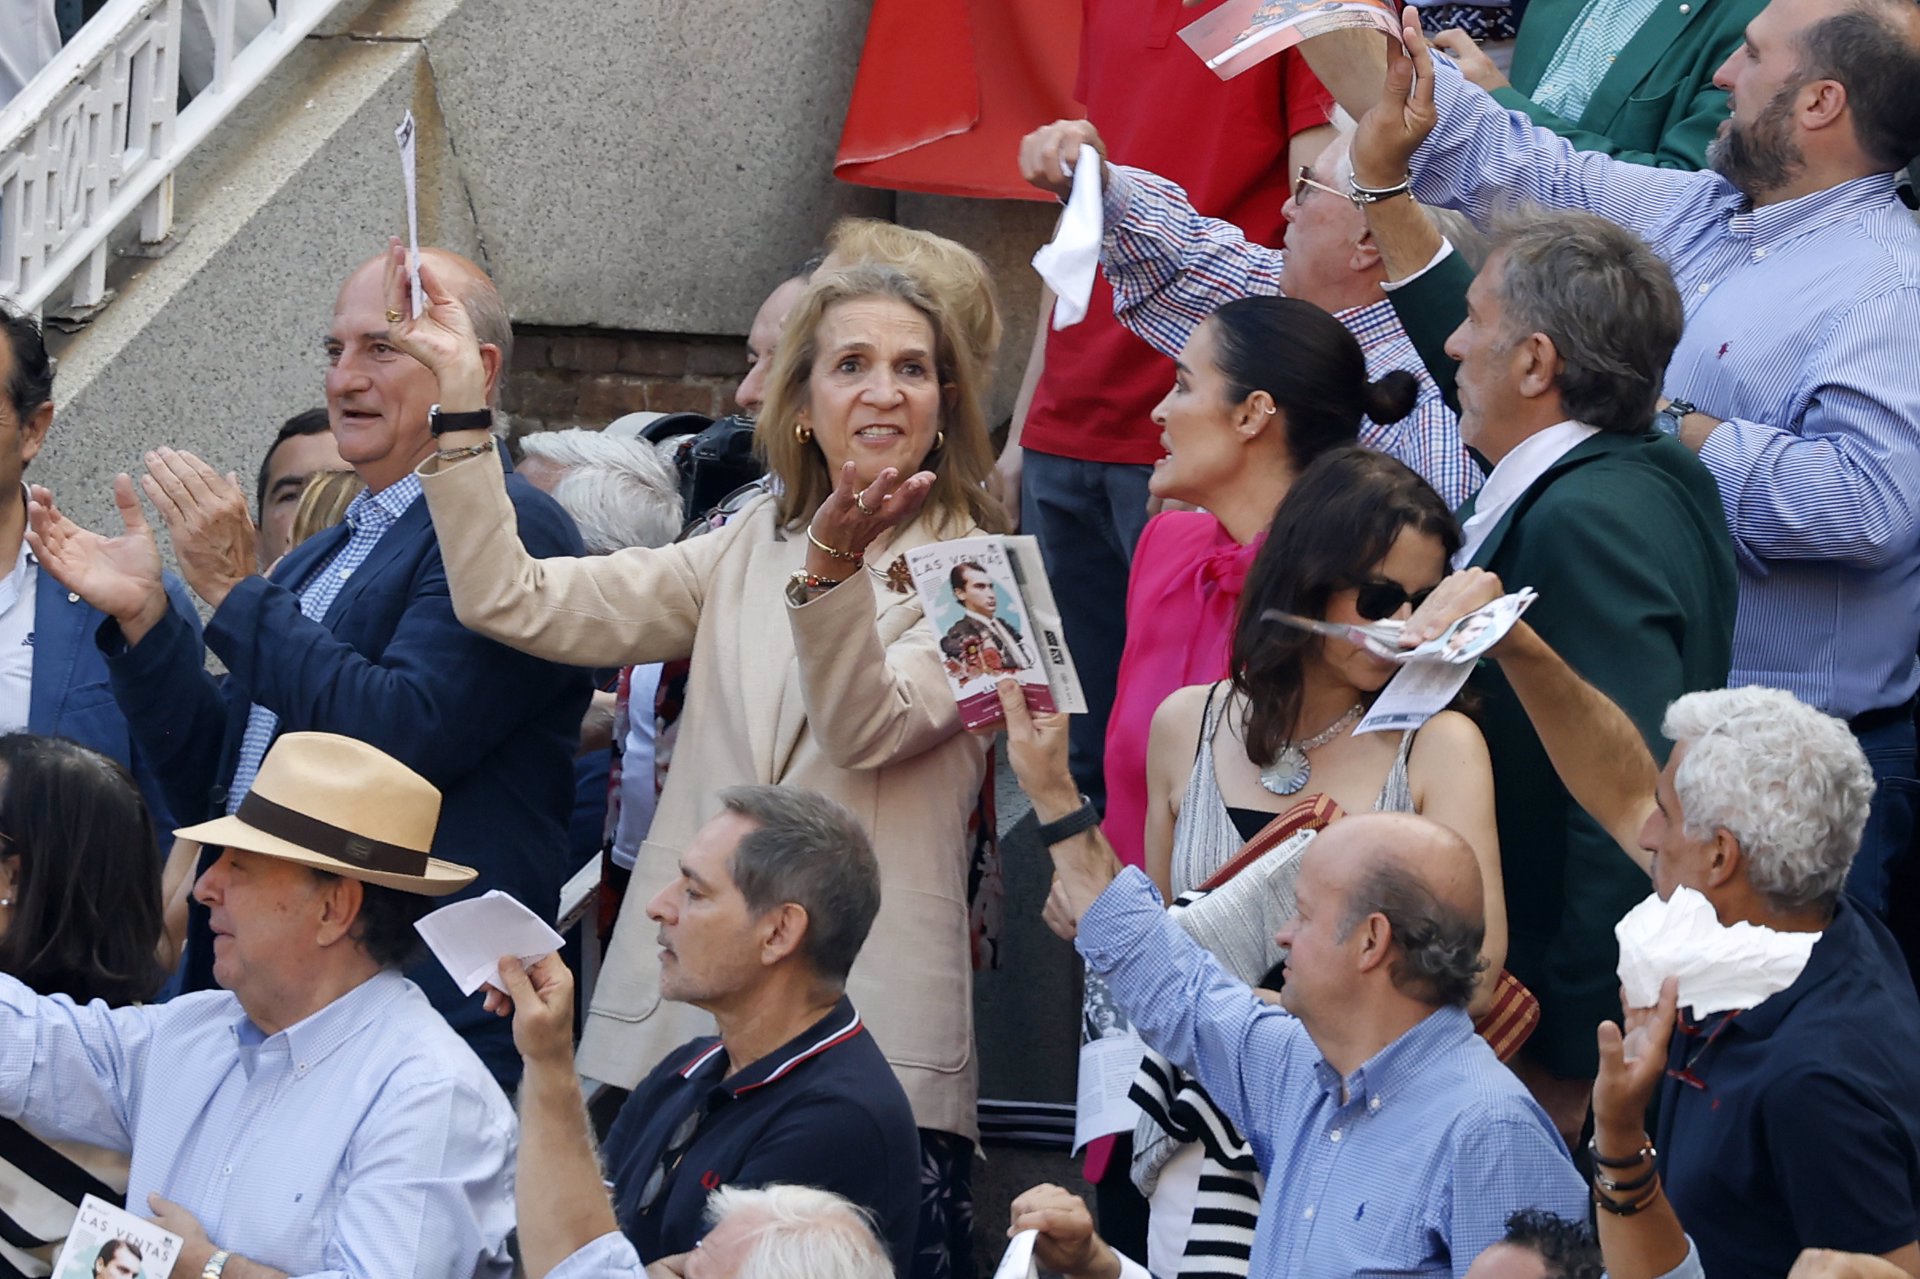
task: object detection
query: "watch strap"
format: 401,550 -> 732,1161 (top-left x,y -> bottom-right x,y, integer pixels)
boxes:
1035,798 -> 1100,847
429,404 -> 494,436
202,1249 -> 231,1279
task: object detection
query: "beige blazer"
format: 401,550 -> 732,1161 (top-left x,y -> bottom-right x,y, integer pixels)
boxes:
419,457 -> 987,1140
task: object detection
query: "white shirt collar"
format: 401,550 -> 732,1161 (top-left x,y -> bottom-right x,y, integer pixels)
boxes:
1454,420 -> 1600,569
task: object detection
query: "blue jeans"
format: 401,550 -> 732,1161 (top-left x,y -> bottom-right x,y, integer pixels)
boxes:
1021,450 -> 1155,815
1846,713 -> 1918,918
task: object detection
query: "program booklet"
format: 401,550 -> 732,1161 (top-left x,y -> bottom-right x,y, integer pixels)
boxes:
1180,0 -> 1400,80
52,1196 -> 182,1279
904,535 -> 1087,731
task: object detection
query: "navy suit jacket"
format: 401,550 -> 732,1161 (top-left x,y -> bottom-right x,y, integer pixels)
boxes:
29,567 -> 202,831
100,464 -> 590,1085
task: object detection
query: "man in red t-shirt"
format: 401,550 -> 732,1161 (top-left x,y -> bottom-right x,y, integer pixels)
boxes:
995,0 -> 1335,818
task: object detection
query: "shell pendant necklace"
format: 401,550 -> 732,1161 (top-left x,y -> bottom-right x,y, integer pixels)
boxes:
1260,701 -> 1365,796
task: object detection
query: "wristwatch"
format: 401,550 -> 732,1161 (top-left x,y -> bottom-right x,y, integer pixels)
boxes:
202,1250 -> 231,1279
428,404 -> 494,436
1035,796 -> 1100,847
1652,398 -> 1696,436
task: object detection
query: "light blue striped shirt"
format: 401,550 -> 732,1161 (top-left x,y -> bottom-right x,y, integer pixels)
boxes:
0,969 -> 515,1278
1077,869 -> 1586,1278
1413,61 -> 1920,718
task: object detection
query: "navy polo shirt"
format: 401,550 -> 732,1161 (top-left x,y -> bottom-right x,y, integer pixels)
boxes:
1653,897 -> 1920,1278
601,996 -> 920,1273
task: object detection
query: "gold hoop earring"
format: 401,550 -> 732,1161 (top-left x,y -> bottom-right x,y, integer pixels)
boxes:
934,431 -> 946,451
795,422 -> 813,444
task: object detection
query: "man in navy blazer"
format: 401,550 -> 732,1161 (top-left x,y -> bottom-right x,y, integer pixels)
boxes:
25,250 -> 589,1085
0,307 -> 202,830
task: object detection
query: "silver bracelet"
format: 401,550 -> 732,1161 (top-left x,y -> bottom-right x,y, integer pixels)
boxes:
1348,174 -> 1414,205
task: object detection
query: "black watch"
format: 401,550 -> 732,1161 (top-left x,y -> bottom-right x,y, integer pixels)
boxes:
1652,398 -> 1695,437
429,404 -> 494,436
1035,796 -> 1100,847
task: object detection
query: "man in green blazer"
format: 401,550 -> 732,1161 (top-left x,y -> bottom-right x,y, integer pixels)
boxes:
1439,208 -> 1737,1139
1433,0 -> 1763,168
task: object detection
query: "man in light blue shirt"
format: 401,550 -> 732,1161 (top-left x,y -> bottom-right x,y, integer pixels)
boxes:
0,731 -> 515,1279
994,682 -> 1585,1279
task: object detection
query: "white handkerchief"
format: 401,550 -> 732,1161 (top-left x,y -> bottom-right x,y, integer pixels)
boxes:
1031,144 -> 1104,330
1615,886 -> 1819,1016
414,889 -> 566,996
993,1228 -> 1040,1279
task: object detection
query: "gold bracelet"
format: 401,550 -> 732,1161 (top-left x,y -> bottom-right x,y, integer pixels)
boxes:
805,526 -> 863,563
435,438 -> 496,462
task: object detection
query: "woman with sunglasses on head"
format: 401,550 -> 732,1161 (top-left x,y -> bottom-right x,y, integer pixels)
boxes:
1102,296 -> 1419,876
1129,448 -> 1504,1279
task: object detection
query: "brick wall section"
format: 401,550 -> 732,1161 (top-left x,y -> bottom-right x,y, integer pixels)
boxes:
503,326 -> 747,434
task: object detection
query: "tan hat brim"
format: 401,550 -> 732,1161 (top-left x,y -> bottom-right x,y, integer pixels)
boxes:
174,814 -> 477,897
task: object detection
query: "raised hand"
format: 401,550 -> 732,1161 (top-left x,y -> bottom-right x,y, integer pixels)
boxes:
378,237 -> 490,412
1594,976 -> 1679,1140
26,478 -> 169,642
1350,6 -> 1440,189
485,952 -> 576,1069
995,677 -> 1077,815
142,447 -> 257,610
1429,28 -> 1509,92
1009,1183 -> 1119,1279
1018,120 -> 1109,199
1402,566 -> 1507,648
805,462 -> 934,578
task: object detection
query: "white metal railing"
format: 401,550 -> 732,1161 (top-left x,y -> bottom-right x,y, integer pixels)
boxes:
0,0 -> 347,315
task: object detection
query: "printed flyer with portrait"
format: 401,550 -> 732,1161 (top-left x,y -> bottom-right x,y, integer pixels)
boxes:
1180,0 -> 1400,80
905,536 -> 1086,731
52,1196 -> 182,1279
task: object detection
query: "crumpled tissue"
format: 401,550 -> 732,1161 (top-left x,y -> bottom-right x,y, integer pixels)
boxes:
1030,144 -> 1103,329
1614,885 -> 1819,1016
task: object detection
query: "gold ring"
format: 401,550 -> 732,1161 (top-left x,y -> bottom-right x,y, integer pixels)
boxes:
854,494 -> 879,517
385,308 -> 405,324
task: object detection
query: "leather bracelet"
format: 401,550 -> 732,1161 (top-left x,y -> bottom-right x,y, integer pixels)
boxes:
1592,1178 -> 1662,1217
1588,1134 -> 1656,1168
435,438 -> 496,462
201,1249 -> 231,1279
1035,797 -> 1099,847
805,526 -> 863,563
1593,1161 -> 1659,1194
428,404 -> 493,436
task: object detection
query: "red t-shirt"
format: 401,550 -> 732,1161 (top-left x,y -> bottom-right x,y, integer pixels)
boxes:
1020,0 -> 1336,465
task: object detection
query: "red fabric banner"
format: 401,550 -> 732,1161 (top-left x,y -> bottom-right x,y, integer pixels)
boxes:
834,0 -> 1084,202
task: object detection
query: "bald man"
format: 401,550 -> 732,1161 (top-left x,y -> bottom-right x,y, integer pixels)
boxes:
995,682 -> 1584,1279
28,246 -> 590,1086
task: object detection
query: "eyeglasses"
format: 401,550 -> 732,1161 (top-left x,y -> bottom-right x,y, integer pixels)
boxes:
1294,165 -> 1349,206
1353,579 -> 1437,621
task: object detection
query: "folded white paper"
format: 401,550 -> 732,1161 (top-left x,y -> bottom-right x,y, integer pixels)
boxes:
993,1228 -> 1040,1279
415,889 -> 566,997
1615,886 -> 1819,1016
1031,144 -> 1104,330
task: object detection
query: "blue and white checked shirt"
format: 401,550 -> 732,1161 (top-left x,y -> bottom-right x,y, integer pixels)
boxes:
1530,0 -> 1667,120
1078,869 -> 1586,1279
0,969 -> 515,1278
228,475 -> 425,809
1100,165 -> 1482,510
1413,61 -> 1920,718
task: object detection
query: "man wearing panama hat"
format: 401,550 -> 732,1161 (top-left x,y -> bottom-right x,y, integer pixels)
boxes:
0,732 -> 516,1279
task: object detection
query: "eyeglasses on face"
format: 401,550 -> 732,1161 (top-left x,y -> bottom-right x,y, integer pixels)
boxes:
1294,165 -> 1349,205
1352,579 -> 1437,621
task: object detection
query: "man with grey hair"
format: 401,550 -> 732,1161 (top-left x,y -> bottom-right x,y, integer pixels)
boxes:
496,784 -> 920,1277
1415,207 -> 1739,1143
517,428 -> 684,556
1402,571 -> 1920,1278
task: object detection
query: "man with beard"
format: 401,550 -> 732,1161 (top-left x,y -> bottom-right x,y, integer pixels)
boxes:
1301,0 -> 1920,946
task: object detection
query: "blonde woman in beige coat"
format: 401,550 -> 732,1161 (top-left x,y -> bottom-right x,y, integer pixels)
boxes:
382,242 -> 1005,1270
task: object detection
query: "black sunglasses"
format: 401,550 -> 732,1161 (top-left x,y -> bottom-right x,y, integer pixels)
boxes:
1353,579 -> 1436,621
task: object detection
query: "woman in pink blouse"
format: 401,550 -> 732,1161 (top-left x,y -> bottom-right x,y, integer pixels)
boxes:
1101,296 -> 1417,868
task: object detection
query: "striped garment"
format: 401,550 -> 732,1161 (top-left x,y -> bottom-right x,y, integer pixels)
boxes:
1413,59 -> 1920,719
1099,166 -> 1482,511
1530,0 -> 1667,119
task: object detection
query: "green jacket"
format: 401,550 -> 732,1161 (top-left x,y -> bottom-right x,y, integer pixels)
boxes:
1489,0 -> 1763,169
1385,249 -> 1476,415
1465,431 -> 1736,1076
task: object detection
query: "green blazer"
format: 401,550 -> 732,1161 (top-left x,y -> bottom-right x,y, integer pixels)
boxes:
1385,249 -> 1476,415
1465,431 -> 1736,1076
1490,0 -> 1763,169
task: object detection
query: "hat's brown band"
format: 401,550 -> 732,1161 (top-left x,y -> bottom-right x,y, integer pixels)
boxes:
236,792 -> 430,879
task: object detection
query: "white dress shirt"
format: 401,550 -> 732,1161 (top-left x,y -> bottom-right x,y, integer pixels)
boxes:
1454,421 -> 1601,568
0,536 -> 38,734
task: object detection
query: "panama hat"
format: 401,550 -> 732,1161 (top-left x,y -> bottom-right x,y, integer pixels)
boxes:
174,732 -> 476,896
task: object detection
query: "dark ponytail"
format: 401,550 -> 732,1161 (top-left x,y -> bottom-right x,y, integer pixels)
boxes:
1207,297 -> 1419,471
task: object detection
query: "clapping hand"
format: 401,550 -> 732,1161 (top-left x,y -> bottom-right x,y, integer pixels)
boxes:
26,478 -> 169,642
141,447 -> 256,610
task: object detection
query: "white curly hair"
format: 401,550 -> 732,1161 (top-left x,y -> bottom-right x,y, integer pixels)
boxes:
702,1184 -> 892,1279
1662,686 -> 1875,910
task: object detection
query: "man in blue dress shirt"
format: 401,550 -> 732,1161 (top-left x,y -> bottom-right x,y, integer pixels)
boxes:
1306,0 -> 1920,936
995,682 -> 1585,1279
0,731 -> 515,1279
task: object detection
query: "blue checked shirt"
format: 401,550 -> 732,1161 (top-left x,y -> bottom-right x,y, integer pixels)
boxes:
1078,869 -> 1586,1279
1530,0 -> 1667,120
0,969 -> 515,1278
1412,61 -> 1920,718
1100,165 -> 1482,510
228,475 -> 424,809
